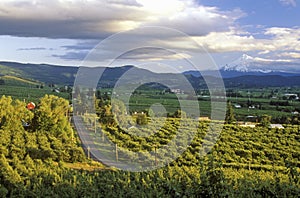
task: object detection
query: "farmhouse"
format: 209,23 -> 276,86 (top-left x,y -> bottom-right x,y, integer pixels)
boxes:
239,122 -> 256,128
171,89 -> 184,94
269,124 -> 284,129
234,104 -> 241,108
199,117 -> 210,121
284,93 -> 299,100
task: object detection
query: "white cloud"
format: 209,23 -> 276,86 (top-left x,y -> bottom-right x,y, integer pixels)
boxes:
0,0 -> 244,39
252,56 -> 292,63
193,27 -> 300,55
104,47 -> 192,62
278,52 -> 300,59
189,26 -> 300,71
279,0 -> 297,7
193,30 -> 274,52
264,27 -> 300,51
2,0 -> 298,70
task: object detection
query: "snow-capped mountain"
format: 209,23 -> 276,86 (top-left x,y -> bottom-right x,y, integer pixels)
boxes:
222,53 -> 300,74
222,54 -> 272,73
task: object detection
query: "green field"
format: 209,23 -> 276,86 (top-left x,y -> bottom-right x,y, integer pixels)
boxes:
0,78 -> 299,197
0,76 -> 70,103
1,94 -> 298,197
99,86 -> 300,123
2,75 -> 299,122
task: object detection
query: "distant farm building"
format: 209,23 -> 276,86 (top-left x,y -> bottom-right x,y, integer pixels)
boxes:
234,104 -> 241,108
284,93 -> 299,100
171,89 -> 184,94
199,117 -> 210,121
239,122 -> 256,128
248,105 -> 256,109
270,124 -> 284,129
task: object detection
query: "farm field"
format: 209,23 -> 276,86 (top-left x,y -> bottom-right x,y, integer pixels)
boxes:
0,94 -> 299,197
0,75 -> 70,103
1,0 -> 300,196
0,77 -> 299,197
99,86 -> 300,123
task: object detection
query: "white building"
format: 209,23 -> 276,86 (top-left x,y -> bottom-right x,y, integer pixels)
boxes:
270,124 -> 284,129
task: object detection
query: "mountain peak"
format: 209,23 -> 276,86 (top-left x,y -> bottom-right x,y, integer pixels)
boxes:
241,53 -> 254,60
223,54 -> 255,72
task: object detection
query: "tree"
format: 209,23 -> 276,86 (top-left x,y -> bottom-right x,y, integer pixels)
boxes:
225,101 -> 236,124
173,110 -> 187,119
31,95 -> 71,135
0,96 -> 33,130
260,114 -> 271,127
111,99 -> 127,127
146,108 -> 154,117
136,113 -> 148,125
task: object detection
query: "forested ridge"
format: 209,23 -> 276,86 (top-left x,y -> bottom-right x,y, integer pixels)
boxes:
0,95 -> 299,197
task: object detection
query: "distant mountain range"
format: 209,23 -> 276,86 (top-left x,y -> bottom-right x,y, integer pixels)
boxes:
0,60 -> 299,89
183,69 -> 300,79
184,54 -> 300,78
222,54 -> 300,73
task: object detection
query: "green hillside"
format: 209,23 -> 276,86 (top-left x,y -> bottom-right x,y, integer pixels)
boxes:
0,64 -> 24,76
1,61 -> 300,89
0,62 -> 78,85
0,75 -> 40,87
0,75 -> 70,102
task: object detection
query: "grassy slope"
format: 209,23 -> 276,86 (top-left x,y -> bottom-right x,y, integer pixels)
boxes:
0,75 -> 40,86
0,62 -> 78,85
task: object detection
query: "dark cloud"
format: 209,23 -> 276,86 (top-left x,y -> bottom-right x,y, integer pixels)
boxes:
0,17 -> 113,39
114,47 -> 178,60
0,0 -> 243,39
17,47 -> 48,51
147,7 -> 245,37
0,0 -> 145,39
54,40 -> 99,61
52,51 -> 89,61
61,41 -> 98,50
108,0 -> 142,7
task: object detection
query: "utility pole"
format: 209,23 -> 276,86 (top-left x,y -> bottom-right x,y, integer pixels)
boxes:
94,116 -> 97,134
115,144 -> 118,162
87,146 -> 90,159
71,129 -> 74,141
155,146 -> 157,166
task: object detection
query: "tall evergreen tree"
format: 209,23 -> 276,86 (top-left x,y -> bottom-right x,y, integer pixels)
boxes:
260,114 -> 272,127
225,101 -> 236,124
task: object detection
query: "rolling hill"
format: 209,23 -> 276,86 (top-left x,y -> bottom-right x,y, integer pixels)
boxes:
0,61 -> 300,89
0,61 -> 78,85
0,75 -> 40,87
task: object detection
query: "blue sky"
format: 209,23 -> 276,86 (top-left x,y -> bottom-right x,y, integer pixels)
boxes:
201,0 -> 300,29
0,0 -> 299,72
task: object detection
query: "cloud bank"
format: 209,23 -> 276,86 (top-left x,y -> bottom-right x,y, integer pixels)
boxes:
0,0 -> 299,71
0,0 -> 242,39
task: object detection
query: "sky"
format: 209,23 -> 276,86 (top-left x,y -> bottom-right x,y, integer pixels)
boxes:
0,0 -> 299,72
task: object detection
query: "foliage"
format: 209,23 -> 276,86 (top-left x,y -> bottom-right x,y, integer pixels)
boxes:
135,113 -> 148,125
172,109 -> 187,119
0,95 -> 300,197
259,114 -> 272,127
225,101 -> 236,124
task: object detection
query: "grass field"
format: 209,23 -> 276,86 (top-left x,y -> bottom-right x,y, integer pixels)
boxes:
1,76 -> 299,121
107,87 -> 300,120
0,85 -> 69,102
